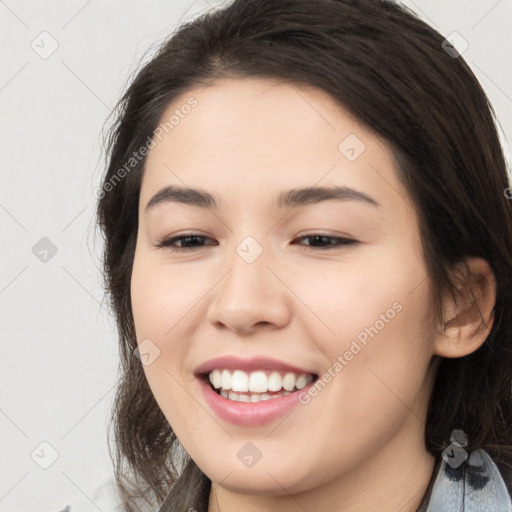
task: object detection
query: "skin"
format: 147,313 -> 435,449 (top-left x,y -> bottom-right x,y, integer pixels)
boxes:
130,77 -> 496,512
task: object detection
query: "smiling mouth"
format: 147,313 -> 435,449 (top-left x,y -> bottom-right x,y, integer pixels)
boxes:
200,369 -> 318,403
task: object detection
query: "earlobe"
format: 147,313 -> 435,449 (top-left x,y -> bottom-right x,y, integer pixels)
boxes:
434,257 -> 497,358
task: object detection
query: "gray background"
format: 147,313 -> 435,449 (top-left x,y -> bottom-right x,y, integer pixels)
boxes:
0,1 -> 510,511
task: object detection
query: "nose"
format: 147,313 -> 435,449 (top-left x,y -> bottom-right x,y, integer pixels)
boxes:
205,240 -> 291,334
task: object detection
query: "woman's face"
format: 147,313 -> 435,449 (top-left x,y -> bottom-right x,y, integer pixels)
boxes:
131,77 -> 438,500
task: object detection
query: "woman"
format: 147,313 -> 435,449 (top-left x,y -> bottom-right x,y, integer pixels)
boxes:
95,0 -> 512,510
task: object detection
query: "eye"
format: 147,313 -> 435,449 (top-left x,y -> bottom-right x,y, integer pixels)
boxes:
155,234 -> 216,252
155,233 -> 357,252
292,235 -> 357,249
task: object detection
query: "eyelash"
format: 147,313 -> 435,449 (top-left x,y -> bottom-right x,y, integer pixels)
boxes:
155,233 -> 357,252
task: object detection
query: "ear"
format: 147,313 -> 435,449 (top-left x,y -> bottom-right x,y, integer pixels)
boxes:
434,257 -> 497,358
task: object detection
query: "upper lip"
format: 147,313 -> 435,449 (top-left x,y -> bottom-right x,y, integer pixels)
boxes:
195,356 -> 318,376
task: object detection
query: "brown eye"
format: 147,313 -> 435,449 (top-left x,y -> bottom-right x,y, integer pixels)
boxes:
155,234 -> 217,251
294,235 -> 357,249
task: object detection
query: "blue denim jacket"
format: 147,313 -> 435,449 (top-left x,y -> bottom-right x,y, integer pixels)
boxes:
419,448 -> 512,512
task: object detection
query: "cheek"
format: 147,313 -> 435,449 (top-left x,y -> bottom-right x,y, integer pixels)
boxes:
307,241 -> 434,410
130,254 -> 210,419
130,253 -> 208,341
292,243 -> 428,344
294,282 -> 434,484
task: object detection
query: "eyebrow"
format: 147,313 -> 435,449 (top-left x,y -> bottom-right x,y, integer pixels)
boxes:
144,184 -> 380,212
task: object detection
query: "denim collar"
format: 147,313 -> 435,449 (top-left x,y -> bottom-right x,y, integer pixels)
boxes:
420,448 -> 512,511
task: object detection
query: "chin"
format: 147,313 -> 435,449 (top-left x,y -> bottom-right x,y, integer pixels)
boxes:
199,456 -> 320,496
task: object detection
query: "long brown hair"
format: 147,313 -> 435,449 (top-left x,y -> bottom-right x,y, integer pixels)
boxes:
95,0 -> 512,509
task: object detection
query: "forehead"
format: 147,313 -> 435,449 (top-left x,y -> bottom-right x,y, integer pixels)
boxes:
140,77 -> 411,216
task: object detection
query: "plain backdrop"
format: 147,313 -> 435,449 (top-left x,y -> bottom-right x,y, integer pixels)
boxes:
0,1 -> 511,511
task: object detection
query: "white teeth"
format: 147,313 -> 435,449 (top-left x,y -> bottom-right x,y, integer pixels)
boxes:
211,369 -> 222,389
232,370 -> 249,392
268,371 -> 282,391
251,392 -> 273,402
222,389 -> 292,402
295,374 -> 308,390
249,371 -> 268,393
207,368 -> 314,399
282,372 -> 296,391
221,369 -> 232,390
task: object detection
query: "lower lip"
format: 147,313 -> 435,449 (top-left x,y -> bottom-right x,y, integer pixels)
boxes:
198,376 -> 314,426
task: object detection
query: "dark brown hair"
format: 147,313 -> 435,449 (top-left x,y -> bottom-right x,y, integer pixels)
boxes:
95,0 -> 512,510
